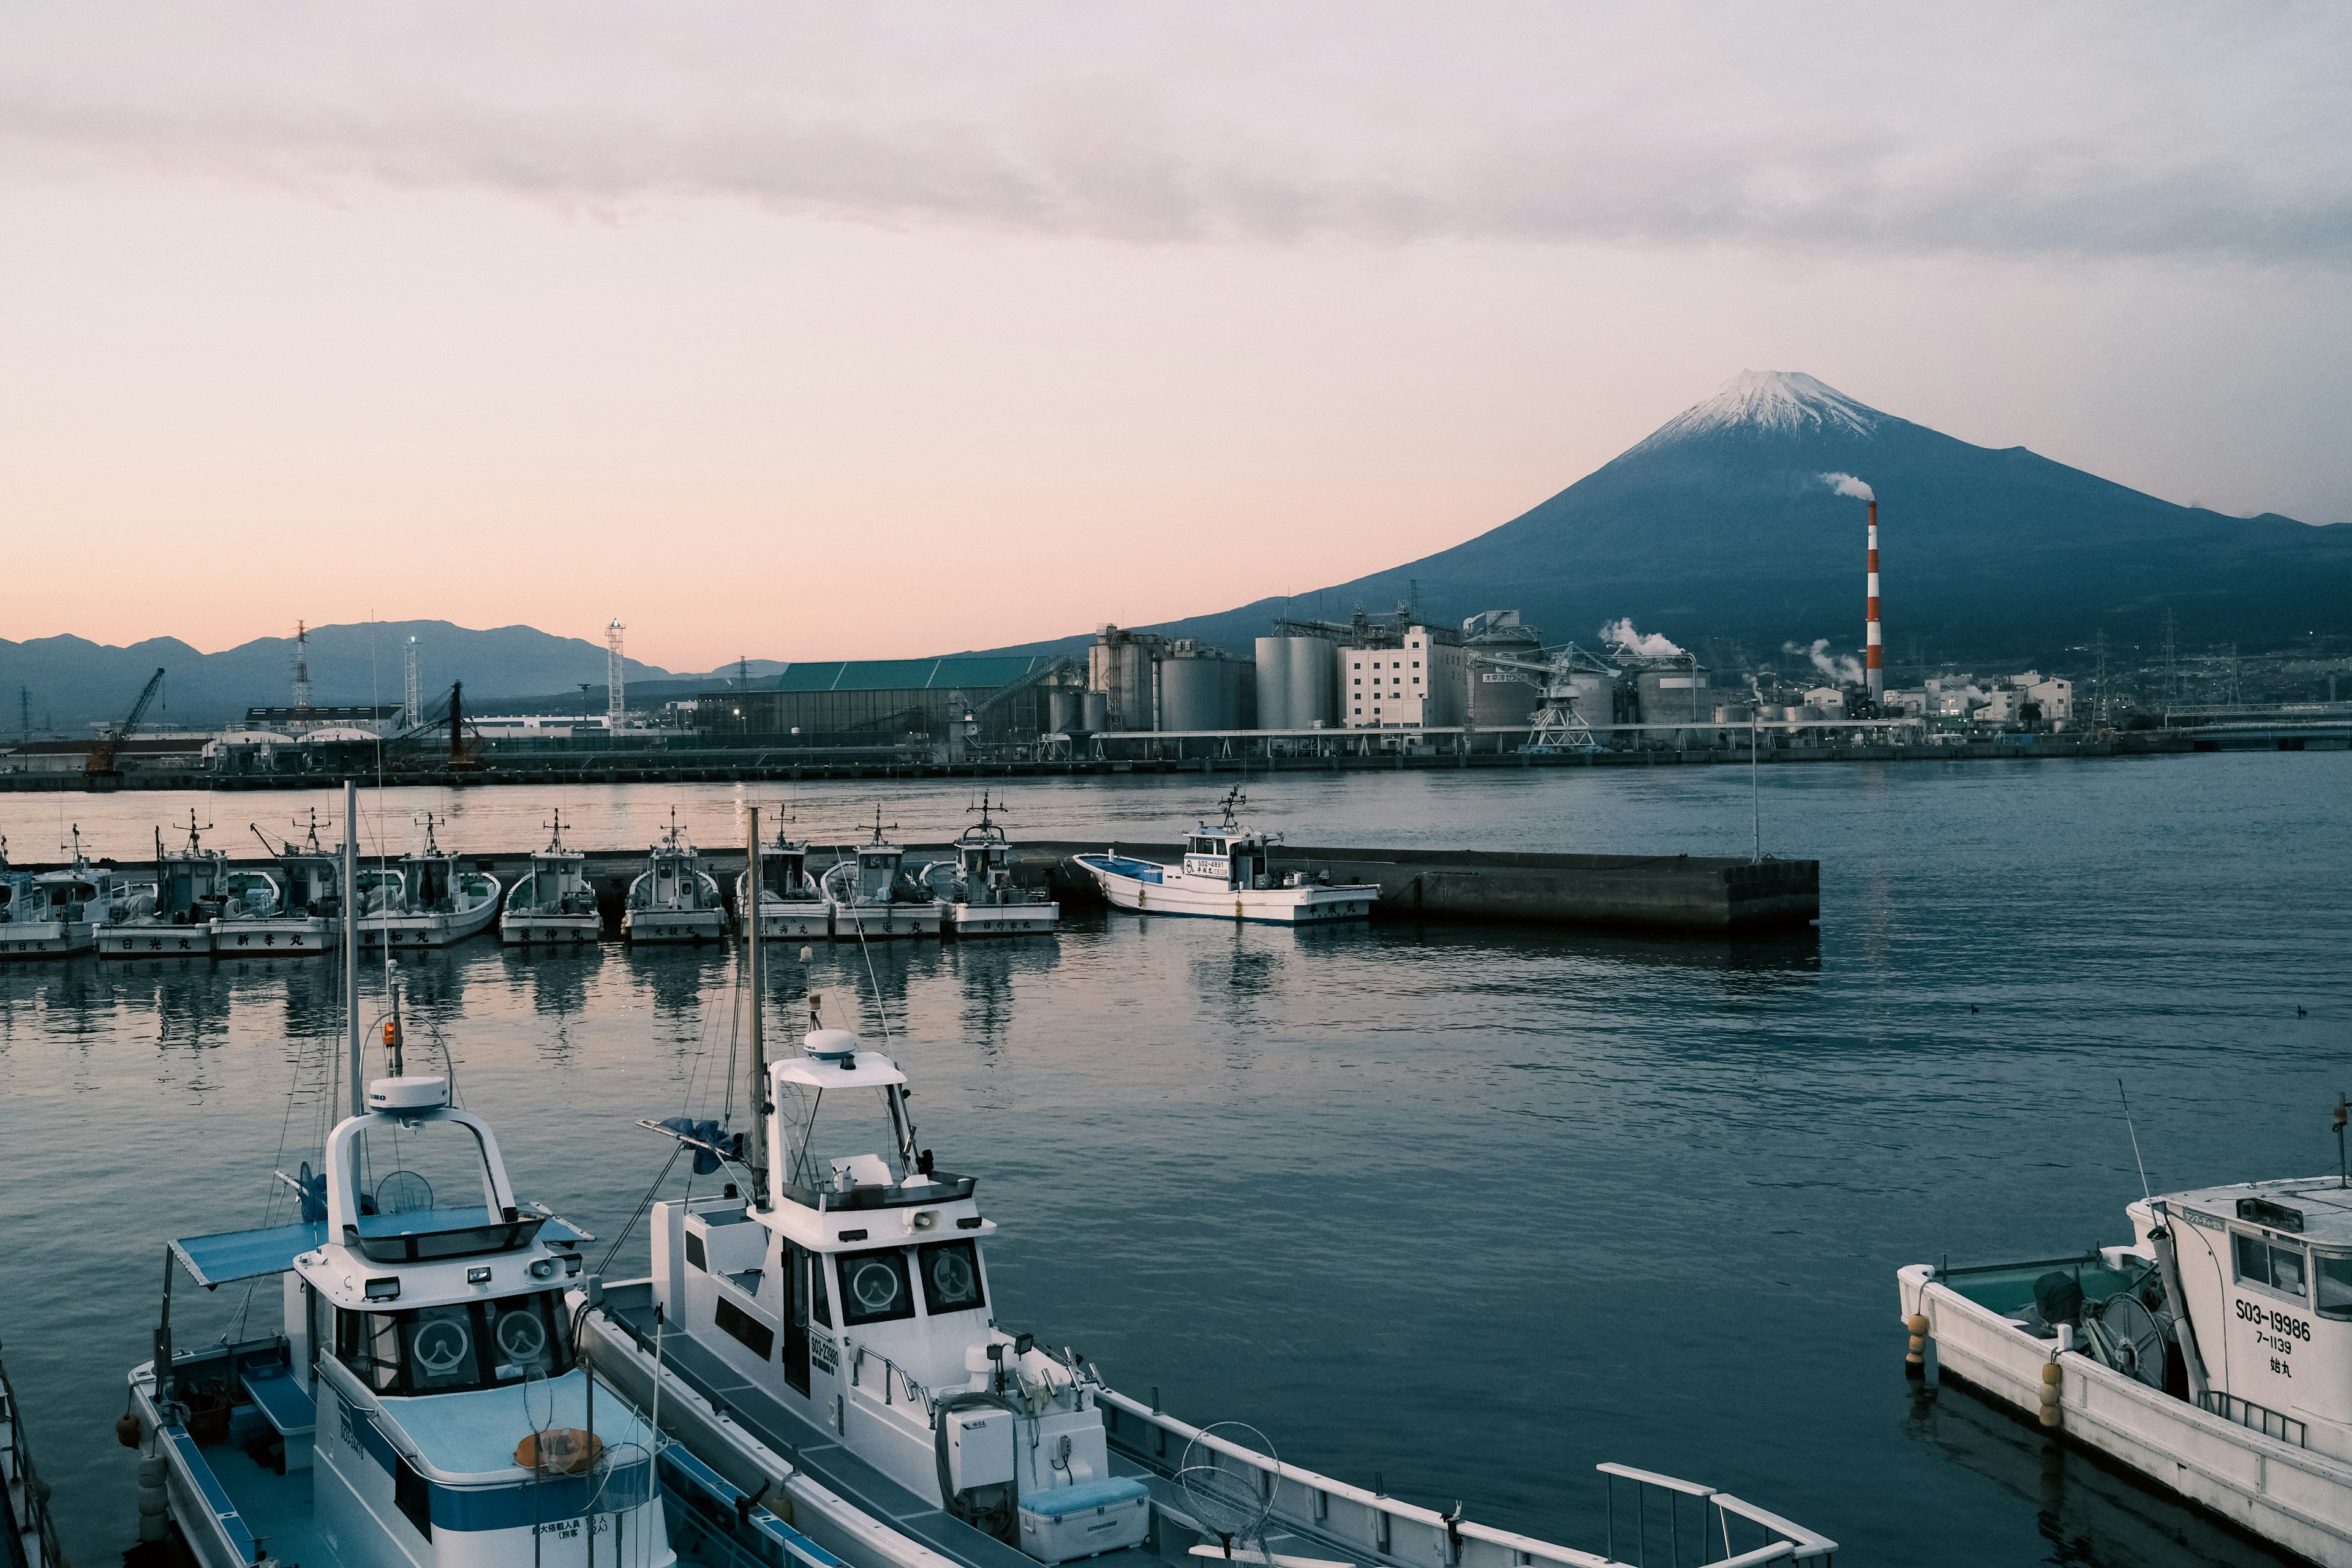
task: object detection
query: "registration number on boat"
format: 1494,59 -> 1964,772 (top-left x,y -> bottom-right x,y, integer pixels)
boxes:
2236,1298 -> 2312,1340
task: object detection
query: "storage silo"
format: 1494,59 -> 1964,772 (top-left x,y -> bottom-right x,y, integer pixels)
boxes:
1080,692 -> 1109,733
1048,690 -> 1082,734
1287,637 -> 1338,728
1254,638 -> 1291,731
1158,656 -> 1219,731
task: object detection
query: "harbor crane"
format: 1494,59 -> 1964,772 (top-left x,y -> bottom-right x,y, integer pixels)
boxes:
1469,643 -> 1619,754
86,666 -> 166,788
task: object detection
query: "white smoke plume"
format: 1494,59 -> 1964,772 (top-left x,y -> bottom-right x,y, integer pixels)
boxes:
1599,618 -> 1684,657
1820,472 -> 1875,502
1785,639 -> 1864,685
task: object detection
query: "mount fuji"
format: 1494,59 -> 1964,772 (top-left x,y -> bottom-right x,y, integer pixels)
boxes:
979,370 -> 2351,668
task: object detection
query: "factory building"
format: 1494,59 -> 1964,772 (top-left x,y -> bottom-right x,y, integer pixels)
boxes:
1341,625 -> 1467,728
700,655 -> 1080,744
1085,627 -> 1255,731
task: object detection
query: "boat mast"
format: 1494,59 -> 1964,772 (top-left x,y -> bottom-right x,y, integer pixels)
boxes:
344,778 -> 363,1117
745,804 -> 767,1204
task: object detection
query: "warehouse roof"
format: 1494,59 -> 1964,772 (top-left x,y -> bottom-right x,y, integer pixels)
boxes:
739,657 -> 1063,695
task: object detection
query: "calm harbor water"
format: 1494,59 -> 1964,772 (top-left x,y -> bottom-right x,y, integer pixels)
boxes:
3,754 -> 2347,1568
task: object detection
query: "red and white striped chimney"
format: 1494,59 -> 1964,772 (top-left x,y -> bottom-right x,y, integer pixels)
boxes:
1864,499 -> 1883,700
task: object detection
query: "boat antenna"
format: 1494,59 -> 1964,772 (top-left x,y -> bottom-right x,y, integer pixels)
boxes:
1218,783 -> 1246,831
2117,1077 -> 2152,1202
744,804 -> 768,1205
544,809 -> 568,853
183,808 -> 211,853
345,779 -> 363,1119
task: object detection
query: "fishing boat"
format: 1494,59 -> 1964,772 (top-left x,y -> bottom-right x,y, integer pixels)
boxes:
359,814 -> 502,950
918,794 -> 1057,938
823,809 -> 941,940
1,829 -> 140,959
624,813 -> 726,946
573,911 -> 1834,1568
500,813 -> 605,948
125,794 -> 670,1568
102,810 -> 230,960
1072,790 -> 1376,927
213,810 -> 344,958
737,823 -> 829,942
1900,1121 -> 2352,1566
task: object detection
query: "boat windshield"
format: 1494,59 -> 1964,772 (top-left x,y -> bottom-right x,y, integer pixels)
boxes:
342,1118 -> 542,1261
334,1288 -> 573,1395
774,1083 -> 909,1196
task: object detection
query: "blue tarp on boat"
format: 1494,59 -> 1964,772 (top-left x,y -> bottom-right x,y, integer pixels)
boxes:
172,1213 -> 592,1287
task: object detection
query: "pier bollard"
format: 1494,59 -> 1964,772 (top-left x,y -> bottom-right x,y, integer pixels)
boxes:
137,1453 -> 170,1542
2038,1360 -> 2064,1428
1905,1313 -> 1929,1378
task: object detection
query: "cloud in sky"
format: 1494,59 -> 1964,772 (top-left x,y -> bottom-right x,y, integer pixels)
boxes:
3,2 -> 2348,266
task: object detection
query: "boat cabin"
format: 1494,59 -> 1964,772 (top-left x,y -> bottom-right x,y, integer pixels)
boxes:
843,842 -> 906,905
1180,831 -> 1273,892
759,839 -> 813,900
276,853 -> 342,916
518,849 -> 590,914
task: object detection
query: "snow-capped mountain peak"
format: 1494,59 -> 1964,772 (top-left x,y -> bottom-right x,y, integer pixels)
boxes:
1632,370 -> 1886,451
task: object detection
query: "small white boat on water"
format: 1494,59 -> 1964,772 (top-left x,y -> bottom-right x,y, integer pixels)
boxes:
919,793 -> 1058,938
823,808 -> 941,940
102,811 -> 230,960
500,812 -> 605,948
1,829 -> 143,959
576,1001 -> 1835,1568
624,812 -> 726,946
125,914 -> 669,1568
359,814 -> 503,950
214,810 -> 344,958
1901,1137 -> 2352,1566
737,824 -> 829,941
1074,790 -> 1376,927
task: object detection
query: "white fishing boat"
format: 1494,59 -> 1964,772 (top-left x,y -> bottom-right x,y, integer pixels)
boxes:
360,814 -> 503,950
500,812 -> 605,948
1900,1126 -> 2352,1566
625,813 -> 726,946
214,810 -> 344,958
125,815 -> 671,1568
1072,790 -> 1376,927
823,809 -> 941,940
102,810 -> 230,960
918,794 -> 1057,939
737,825 -> 829,941
572,898 -> 1834,1568
2,829 -> 140,959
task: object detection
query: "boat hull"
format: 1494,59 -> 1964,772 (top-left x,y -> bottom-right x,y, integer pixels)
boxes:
948,901 -> 1060,937
1901,1262 -> 2352,1566
1074,855 -> 1376,925
501,913 -> 604,946
748,899 -> 832,940
624,908 -> 726,944
829,902 -> 941,939
211,916 -> 336,956
360,900 -> 501,949
99,922 -> 215,959
0,922 -> 93,959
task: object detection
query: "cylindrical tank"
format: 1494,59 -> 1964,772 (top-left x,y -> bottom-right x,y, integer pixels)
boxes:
1080,692 -> 1109,733
1254,638 -> 1291,731
1471,663 -> 1541,728
1158,657 -> 1219,731
1048,690 -> 1082,734
1287,638 -> 1337,728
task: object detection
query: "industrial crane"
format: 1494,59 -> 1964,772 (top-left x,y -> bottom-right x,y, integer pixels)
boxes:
86,667 -> 167,787
1469,643 -> 1619,754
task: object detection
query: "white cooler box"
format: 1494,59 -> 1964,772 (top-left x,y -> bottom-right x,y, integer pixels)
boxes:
1017,1476 -> 1151,1564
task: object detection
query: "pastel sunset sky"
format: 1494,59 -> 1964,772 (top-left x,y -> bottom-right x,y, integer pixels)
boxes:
4,3 -> 2346,669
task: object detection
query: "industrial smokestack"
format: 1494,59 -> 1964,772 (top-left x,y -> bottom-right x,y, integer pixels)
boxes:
1864,499 -> 1883,700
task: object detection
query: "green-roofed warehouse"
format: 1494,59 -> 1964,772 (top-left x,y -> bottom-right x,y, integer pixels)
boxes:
697,655 -> 1084,745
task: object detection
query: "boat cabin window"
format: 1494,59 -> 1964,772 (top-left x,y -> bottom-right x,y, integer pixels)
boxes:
335,1290 -> 572,1395
916,1240 -> 986,1315
836,1247 -> 917,1327
344,1118 -> 541,1262
2318,1253 -> 2352,1321
2234,1232 -> 2308,1300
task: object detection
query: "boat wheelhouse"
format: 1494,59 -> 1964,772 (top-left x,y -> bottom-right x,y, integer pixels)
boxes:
920,794 -> 1057,939
103,811 -> 229,960
1073,790 -> 1375,927
822,809 -> 940,940
624,814 -> 725,946
1902,1163 -> 2352,1566
737,827 -> 829,942
360,816 -> 502,950
2,830 -> 137,959
499,813 -> 603,948
578,1016 -> 1834,1568
214,810 -> 343,958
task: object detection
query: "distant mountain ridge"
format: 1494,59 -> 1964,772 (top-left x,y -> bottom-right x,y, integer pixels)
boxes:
0,620 -> 785,732
954,371 -> 2352,671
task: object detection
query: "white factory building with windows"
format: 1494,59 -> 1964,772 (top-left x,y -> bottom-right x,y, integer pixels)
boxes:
1341,627 -> 1468,728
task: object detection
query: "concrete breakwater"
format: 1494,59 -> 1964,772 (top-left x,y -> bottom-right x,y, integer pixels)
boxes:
23,839 -> 1818,935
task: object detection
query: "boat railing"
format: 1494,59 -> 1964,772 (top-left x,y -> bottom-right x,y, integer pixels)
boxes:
1597,1464 -> 1833,1567
1099,1390 -> 1833,1568
1,1350 -> 68,1568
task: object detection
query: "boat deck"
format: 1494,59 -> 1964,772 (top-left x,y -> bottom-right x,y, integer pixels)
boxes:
600,1284 -> 1173,1568
192,1423 -> 334,1568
